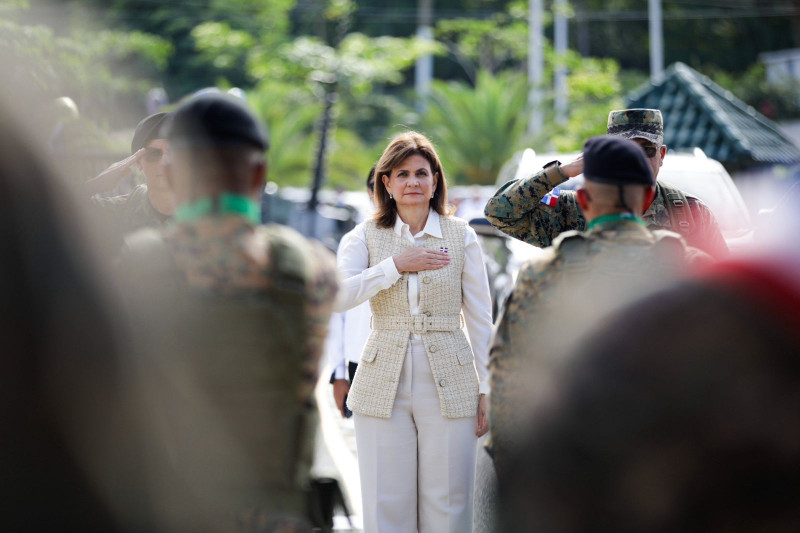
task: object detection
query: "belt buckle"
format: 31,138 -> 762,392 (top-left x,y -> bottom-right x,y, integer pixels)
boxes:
413,314 -> 427,333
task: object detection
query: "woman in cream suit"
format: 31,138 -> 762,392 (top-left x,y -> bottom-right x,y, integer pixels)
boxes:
335,131 -> 493,532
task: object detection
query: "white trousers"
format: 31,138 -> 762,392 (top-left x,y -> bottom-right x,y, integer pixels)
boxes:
354,338 -> 477,533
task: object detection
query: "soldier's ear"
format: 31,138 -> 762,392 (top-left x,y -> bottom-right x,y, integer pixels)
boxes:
252,160 -> 266,192
576,188 -> 590,212
642,186 -> 656,211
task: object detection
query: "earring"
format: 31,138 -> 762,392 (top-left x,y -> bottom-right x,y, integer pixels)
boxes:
389,194 -> 393,200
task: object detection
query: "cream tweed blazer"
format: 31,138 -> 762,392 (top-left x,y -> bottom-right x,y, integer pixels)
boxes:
346,216 -> 480,419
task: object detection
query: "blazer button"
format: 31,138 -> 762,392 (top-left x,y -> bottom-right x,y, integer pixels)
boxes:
422,276 -> 431,284
424,311 -> 431,317
429,345 -> 438,353
439,379 -> 446,387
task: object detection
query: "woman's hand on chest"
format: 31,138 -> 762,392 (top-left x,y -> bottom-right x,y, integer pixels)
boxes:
393,246 -> 450,273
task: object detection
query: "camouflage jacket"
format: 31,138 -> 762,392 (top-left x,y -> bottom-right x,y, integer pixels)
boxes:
484,165 -> 729,258
119,215 -> 338,532
92,184 -> 169,239
159,216 -> 339,396
487,218 -> 708,471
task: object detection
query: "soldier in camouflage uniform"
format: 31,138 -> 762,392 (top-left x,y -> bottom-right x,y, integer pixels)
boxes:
87,112 -> 175,246
499,187 -> 800,533
488,136 -> 710,479
119,94 -> 338,532
485,109 -> 729,259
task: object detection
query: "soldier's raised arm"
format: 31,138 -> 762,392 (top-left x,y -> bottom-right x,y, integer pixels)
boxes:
484,155 -> 587,247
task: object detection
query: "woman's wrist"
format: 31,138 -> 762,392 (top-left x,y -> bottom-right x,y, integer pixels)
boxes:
392,254 -> 404,273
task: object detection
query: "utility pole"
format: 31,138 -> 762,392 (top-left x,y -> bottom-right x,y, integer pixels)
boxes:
649,0 -> 664,79
528,0 -> 544,135
554,0 -> 569,125
415,0 -> 434,111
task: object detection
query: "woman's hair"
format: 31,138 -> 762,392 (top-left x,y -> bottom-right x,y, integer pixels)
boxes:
372,131 -> 452,228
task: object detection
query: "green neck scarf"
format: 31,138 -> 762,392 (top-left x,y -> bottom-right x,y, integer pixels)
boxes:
586,212 -> 647,231
175,193 -> 261,225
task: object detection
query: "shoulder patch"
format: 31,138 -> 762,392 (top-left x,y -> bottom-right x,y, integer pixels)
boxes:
553,230 -> 590,271
552,230 -> 586,249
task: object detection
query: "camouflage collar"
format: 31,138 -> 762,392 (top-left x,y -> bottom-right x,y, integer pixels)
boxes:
586,217 -> 650,239
643,183 -> 671,228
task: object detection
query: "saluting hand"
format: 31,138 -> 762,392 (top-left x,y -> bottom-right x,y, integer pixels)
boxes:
393,247 -> 450,273
559,153 -> 584,179
85,148 -> 144,197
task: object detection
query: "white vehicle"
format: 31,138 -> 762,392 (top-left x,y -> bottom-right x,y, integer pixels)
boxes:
498,148 -> 754,250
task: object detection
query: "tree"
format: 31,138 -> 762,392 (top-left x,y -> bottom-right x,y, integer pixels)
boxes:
0,4 -> 171,145
424,70 -> 530,185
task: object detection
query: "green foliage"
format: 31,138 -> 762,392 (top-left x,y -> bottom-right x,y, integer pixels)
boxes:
247,80 -> 319,186
246,33 -> 442,94
572,0 -> 796,74
709,63 -> 800,120
424,70 -> 530,185
327,128 -> 382,190
0,14 -> 171,136
72,0 -> 297,96
436,14 -> 528,77
192,22 -> 256,71
543,53 -> 623,152
246,79 -> 378,189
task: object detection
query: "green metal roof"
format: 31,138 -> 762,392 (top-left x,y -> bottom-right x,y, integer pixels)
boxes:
626,62 -> 800,167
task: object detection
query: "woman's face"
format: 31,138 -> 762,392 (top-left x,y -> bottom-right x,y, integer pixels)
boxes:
382,154 -> 438,209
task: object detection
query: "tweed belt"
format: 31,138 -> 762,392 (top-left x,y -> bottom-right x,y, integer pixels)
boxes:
371,314 -> 463,334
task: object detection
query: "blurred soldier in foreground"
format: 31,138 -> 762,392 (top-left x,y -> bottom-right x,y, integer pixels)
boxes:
1,103 -> 150,531
499,184 -> 800,533
86,112 -> 175,244
485,109 -> 729,259
119,94 -> 338,532
489,136 -> 710,477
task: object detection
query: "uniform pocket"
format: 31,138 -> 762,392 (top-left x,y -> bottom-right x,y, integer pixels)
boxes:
361,345 -> 379,363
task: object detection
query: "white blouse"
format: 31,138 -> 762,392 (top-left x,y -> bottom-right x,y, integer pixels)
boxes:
334,209 -> 493,395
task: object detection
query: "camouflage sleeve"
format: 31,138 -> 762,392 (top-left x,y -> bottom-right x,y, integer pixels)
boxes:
688,199 -> 729,259
484,166 -> 586,247
298,241 -> 340,402
91,192 -> 130,221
